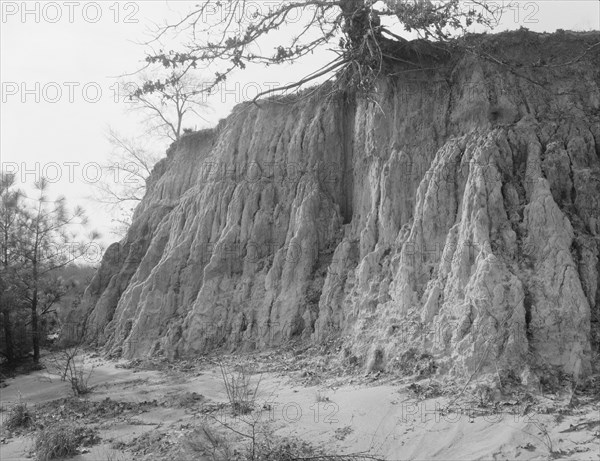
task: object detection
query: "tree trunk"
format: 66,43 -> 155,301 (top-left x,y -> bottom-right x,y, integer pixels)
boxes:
340,0 -> 372,49
1,307 -> 14,364
31,258 -> 40,363
31,293 -> 39,363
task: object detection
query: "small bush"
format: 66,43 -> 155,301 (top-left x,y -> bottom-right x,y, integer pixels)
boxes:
187,420 -> 381,461
34,422 -> 99,461
69,367 -> 93,396
183,423 -> 318,461
46,348 -> 95,396
182,425 -> 233,459
407,380 -> 443,399
4,399 -> 34,431
219,363 -> 262,415
249,438 -> 317,461
393,348 -> 437,377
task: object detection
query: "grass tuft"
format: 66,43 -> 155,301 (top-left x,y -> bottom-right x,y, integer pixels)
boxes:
34,422 -> 99,461
3,399 -> 34,431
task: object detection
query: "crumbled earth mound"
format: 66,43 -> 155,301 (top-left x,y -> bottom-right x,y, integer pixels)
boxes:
71,30 -> 600,389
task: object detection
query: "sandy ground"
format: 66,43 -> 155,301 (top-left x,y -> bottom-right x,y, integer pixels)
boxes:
1,351 -> 598,461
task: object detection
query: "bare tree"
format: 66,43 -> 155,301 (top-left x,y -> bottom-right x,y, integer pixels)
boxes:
123,69 -> 211,141
142,0 -> 498,99
92,129 -> 162,236
96,69 -> 209,236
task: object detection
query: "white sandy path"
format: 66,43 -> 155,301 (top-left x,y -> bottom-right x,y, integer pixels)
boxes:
251,378 -> 552,460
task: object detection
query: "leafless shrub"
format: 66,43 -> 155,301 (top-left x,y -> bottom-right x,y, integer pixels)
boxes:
46,347 -> 96,396
218,362 -> 262,415
210,361 -> 385,460
182,425 -> 234,460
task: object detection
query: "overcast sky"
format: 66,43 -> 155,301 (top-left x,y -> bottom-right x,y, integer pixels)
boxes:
1,0 -> 599,259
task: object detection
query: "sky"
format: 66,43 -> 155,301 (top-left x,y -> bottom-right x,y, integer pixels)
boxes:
1,0 -> 599,260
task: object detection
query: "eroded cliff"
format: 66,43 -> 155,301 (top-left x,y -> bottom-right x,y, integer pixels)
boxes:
75,30 -> 600,383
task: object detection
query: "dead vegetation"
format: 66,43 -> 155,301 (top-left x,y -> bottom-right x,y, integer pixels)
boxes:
1,395 -> 157,459
3,397 -> 34,432
218,362 -> 262,416
177,419 -> 387,461
407,380 -> 444,400
46,346 -> 97,396
35,397 -> 159,424
178,422 -> 320,461
33,422 -> 99,461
